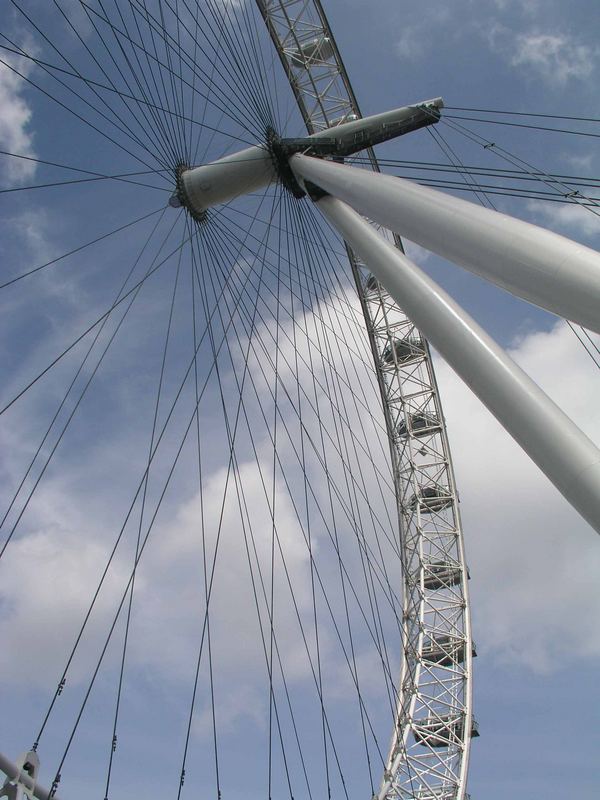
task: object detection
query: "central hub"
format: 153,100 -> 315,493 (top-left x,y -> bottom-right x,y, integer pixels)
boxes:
170,145 -> 278,221
168,98 -> 444,218
266,127 -> 307,199
169,162 -> 208,223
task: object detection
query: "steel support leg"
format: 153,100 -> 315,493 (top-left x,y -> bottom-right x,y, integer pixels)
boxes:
291,153 -> 600,334
310,194 -> 600,535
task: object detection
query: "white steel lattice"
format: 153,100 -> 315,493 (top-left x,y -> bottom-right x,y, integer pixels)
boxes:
256,2 -> 476,798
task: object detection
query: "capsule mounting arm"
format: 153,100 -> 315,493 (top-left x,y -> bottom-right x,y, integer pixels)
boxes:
169,98 -> 444,217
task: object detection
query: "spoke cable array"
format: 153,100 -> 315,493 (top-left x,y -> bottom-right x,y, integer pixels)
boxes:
1,2 -> 598,799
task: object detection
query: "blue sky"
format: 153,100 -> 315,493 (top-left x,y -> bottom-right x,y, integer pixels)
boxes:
1,1 -> 599,798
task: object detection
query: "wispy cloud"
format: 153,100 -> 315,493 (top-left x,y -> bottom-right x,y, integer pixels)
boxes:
0,282 -> 389,699
393,5 -> 452,62
491,0 -> 542,12
526,198 -> 600,239
0,54 -> 36,184
395,28 -> 423,61
403,240 -> 432,266
487,24 -> 598,88
436,320 -> 600,672
562,151 -> 594,172
510,32 -> 596,85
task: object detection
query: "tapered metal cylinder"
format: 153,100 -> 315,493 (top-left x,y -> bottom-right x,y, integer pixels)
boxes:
315,195 -> 600,535
180,146 -> 276,214
292,154 -> 600,333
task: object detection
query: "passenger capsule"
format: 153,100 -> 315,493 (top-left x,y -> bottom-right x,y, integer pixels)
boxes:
289,36 -> 334,67
328,112 -> 359,128
411,788 -> 465,800
397,411 -> 440,438
409,485 -> 452,513
365,273 -> 380,293
422,560 -> 463,590
413,714 -> 479,748
422,634 -> 477,666
382,337 -> 424,365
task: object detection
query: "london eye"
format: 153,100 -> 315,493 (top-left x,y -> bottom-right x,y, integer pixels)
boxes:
1,2 -> 599,799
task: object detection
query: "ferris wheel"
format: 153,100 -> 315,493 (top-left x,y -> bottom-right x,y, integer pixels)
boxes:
1,2 -> 599,800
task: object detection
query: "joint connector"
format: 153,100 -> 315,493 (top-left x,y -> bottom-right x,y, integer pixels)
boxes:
173,163 -> 208,223
267,129 -> 306,199
303,180 -> 329,202
0,751 -> 40,800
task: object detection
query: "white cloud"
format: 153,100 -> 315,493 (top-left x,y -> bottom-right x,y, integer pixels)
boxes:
563,152 -> 593,172
0,503 -> 130,688
526,198 -> 600,239
403,240 -> 432,266
193,684 -> 264,739
0,273 -> 398,735
435,320 -> 600,672
0,54 -> 36,184
393,6 -> 452,62
492,0 -> 542,11
510,32 -> 596,86
395,28 -> 423,61
130,460 -> 317,684
3,232 -> 598,772
0,457 -> 319,689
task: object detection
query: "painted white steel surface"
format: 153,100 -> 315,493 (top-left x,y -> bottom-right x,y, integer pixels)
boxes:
308,96 -> 443,140
181,146 -> 276,213
180,100 -> 443,215
314,195 -> 600,536
291,154 -> 600,334
0,750 -> 56,800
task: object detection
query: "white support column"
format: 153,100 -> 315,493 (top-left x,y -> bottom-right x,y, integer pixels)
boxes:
291,154 -> 600,334
311,195 -> 600,536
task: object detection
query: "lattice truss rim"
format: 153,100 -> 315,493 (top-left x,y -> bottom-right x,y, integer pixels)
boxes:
256,2 -> 475,799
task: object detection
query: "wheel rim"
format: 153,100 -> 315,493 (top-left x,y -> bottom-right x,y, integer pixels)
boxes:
257,3 -> 473,797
